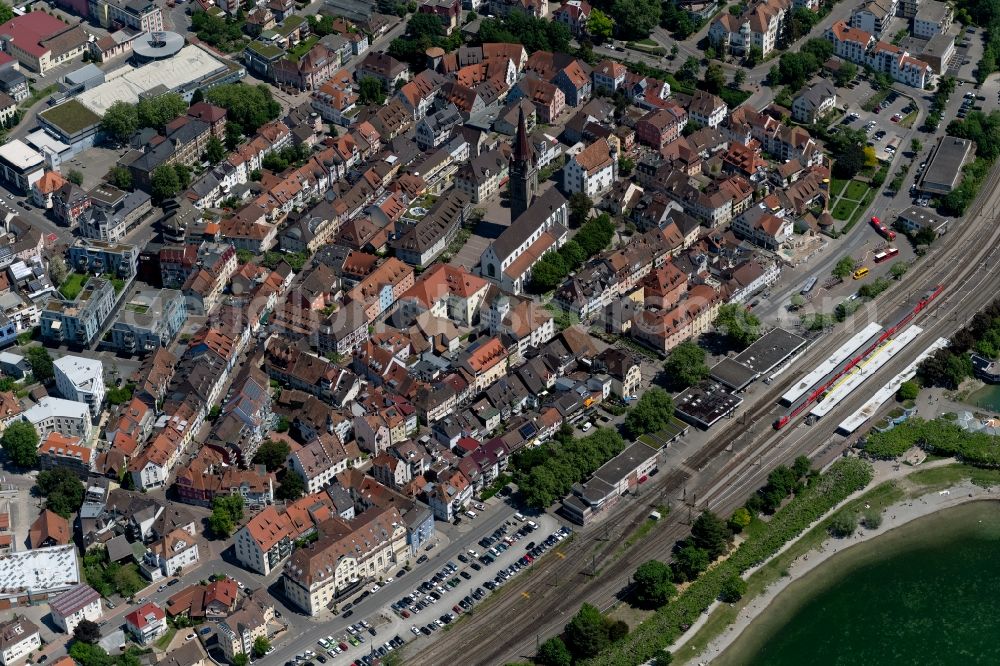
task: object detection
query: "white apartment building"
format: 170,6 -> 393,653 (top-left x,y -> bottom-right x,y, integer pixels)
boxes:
53,355 -> 104,420
50,584 -> 103,633
563,139 -> 618,198
0,617 -> 40,666
22,397 -> 92,440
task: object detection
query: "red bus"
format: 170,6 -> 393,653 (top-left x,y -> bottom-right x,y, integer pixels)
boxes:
870,216 -> 897,241
874,247 -> 899,263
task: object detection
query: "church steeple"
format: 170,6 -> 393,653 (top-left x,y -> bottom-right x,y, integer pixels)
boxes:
508,107 -> 537,221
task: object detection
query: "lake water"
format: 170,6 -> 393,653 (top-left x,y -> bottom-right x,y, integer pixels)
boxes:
965,383 -> 1000,413
716,501 -> 1000,666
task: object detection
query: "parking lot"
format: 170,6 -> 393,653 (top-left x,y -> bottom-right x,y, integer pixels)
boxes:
300,516 -> 569,666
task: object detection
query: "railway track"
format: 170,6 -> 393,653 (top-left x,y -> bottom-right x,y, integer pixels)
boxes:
407,163 -> 1000,666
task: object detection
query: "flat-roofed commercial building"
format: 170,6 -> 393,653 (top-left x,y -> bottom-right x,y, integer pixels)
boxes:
918,135 -> 975,195
0,140 -> 44,192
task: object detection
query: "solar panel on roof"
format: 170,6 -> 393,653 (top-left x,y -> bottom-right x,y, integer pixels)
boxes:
518,423 -> 537,439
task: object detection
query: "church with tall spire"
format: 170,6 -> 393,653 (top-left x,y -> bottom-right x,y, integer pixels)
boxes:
508,107 -> 538,221
478,106 -> 570,295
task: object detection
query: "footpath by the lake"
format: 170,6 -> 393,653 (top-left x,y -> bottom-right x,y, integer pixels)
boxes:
681,459 -> 1000,664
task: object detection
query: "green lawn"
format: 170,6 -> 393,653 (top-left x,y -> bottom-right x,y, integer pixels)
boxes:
154,627 -> 177,650
59,273 -> 87,300
832,199 -> 857,221
286,34 -> 319,61
898,110 -> 918,129
844,180 -> 868,201
633,38 -> 659,46
830,178 -> 848,197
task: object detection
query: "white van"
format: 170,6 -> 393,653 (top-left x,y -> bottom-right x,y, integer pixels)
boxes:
514,512 -> 525,522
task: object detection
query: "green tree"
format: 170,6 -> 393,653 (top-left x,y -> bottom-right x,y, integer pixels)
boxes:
74,619 -> 102,644
136,93 -> 188,130
70,642 -> 111,666
564,603 -> 610,659
728,506 -> 752,533
204,136 -> 226,163
910,138 -> 923,152
691,510 -> 731,559
359,76 -> 387,105
37,468 -> 85,517
190,88 -> 205,105
48,255 -> 68,285
733,68 -> 747,87
828,510 -> 858,538
663,340 -> 709,390
537,637 -> 572,666
277,471 -> 306,500
652,651 -> 674,666
862,507 -> 883,529
792,455 -> 812,479
632,560 -> 675,608
233,654 -> 249,666
252,636 -> 270,658
68,170 -> 84,186
151,164 -> 181,201
829,128 -> 868,178
714,303 -> 761,349
700,62 -> 726,95
673,544 -> 709,582
100,101 -> 139,144
609,0 -> 660,39
834,61 -> 858,87
25,346 -> 53,382
789,293 -> 806,310
618,156 -> 635,176
252,439 -> 291,472
832,255 -> 856,279
2,421 -> 38,467
206,84 -> 281,137
558,240 -> 586,270
174,164 -> 192,190
719,573 -> 748,602
897,380 -> 920,401
623,387 -> 675,439
889,261 -> 909,279
587,8 -> 614,41
568,191 -> 593,227
109,166 -> 133,190
236,249 -> 254,264
209,494 -> 245,538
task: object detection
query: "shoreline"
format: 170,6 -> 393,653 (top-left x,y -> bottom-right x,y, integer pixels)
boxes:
683,472 -> 1000,664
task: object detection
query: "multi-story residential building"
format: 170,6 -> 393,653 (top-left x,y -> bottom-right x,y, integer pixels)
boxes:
49,584 -> 102,634
288,435 -> 362,494
273,43 -> 340,91
416,103 -> 463,150
79,186 -> 152,244
709,0 -> 791,57
850,0 -> 896,37
68,238 -> 139,278
40,276 -> 117,347
281,508 -> 408,616
53,355 -> 104,420
217,596 -> 272,662
792,81 -> 837,124
826,20 -> 935,88
913,0 -> 952,38
635,103 -> 688,148
124,603 -> 167,645
98,0 -> 164,33
731,204 -> 794,249
553,0 -> 591,35
0,617 -> 40,666
688,90 -> 728,128
37,432 -> 92,478
395,264 -> 489,327
459,337 -> 509,394
454,149 -> 507,203
507,77 -> 565,123
563,138 -> 618,198
592,59 -> 627,94
109,287 -> 187,354
31,171 -> 66,209
22,396 -> 92,440
147,527 -> 200,576
355,51 -> 408,90
234,506 -> 294,575
311,69 -> 359,126
345,257 -> 414,323
631,284 -> 725,354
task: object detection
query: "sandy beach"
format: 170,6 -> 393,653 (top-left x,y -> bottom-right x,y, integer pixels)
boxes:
677,461 -> 1000,664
